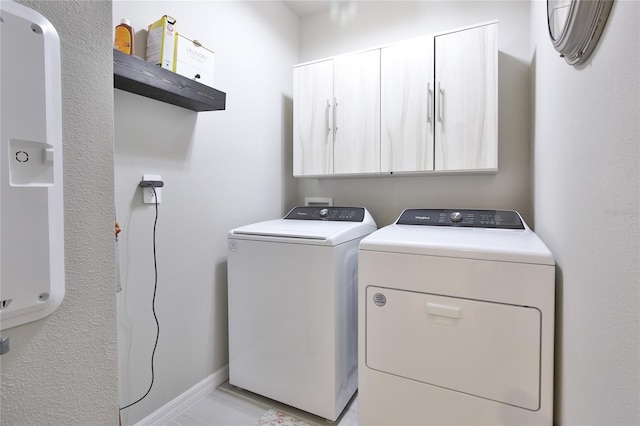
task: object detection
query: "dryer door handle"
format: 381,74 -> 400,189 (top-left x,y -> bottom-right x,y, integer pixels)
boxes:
425,302 -> 462,319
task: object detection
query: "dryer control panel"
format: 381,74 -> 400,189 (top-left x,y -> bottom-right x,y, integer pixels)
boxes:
285,206 -> 365,222
397,209 -> 524,229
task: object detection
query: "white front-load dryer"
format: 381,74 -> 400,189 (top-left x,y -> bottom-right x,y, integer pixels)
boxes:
228,206 -> 376,421
358,209 -> 555,425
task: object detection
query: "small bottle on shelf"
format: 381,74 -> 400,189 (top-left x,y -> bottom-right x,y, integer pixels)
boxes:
114,18 -> 134,55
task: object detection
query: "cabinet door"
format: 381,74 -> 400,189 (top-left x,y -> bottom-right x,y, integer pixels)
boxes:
333,49 -> 380,175
435,23 -> 498,171
381,36 -> 434,173
293,60 -> 334,176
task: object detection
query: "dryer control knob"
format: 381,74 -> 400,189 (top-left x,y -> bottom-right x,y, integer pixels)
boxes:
450,211 -> 463,223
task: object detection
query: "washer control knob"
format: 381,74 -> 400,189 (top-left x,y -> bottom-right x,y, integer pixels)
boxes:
319,208 -> 329,218
450,211 -> 463,223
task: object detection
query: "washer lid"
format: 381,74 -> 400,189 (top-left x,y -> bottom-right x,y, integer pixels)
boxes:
229,207 -> 377,246
360,221 -> 554,265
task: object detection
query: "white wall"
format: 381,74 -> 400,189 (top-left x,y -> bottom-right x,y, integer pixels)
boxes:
0,1 -> 118,425
530,0 -> 640,424
112,2 -> 299,424
296,1 -> 533,226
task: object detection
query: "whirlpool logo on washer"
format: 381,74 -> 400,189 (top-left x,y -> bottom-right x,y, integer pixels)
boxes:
372,292 -> 386,307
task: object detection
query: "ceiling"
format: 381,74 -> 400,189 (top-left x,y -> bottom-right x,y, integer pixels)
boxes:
283,0 -> 333,16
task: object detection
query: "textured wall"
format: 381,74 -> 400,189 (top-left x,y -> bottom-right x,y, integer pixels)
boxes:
0,1 -> 118,425
530,0 -> 640,424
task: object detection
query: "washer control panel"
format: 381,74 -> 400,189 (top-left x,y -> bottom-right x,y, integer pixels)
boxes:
396,209 -> 524,229
285,206 -> 365,222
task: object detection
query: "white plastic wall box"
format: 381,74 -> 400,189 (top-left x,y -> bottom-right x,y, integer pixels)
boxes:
0,0 -> 64,330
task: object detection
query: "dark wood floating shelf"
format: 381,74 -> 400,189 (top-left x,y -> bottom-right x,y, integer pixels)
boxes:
113,49 -> 226,112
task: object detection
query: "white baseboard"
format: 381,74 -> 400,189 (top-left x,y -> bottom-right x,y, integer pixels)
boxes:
135,364 -> 229,426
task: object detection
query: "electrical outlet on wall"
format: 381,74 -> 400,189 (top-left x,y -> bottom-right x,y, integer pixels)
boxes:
143,186 -> 161,204
141,174 -> 162,204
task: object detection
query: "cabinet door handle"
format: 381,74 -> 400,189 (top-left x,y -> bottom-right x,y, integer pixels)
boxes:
437,82 -> 444,123
427,82 -> 433,123
333,97 -> 338,135
326,99 -> 331,136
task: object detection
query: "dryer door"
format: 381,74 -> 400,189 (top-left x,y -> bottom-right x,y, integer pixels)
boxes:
365,286 -> 541,410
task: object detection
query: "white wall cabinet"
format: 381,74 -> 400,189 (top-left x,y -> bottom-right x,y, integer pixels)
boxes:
435,23 -> 498,171
293,59 -> 334,176
381,35 -> 435,173
293,49 -> 380,176
333,50 -> 380,175
294,22 -> 498,177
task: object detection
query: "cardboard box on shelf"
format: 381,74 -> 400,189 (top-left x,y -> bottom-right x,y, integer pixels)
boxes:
175,33 -> 215,88
146,15 -> 177,71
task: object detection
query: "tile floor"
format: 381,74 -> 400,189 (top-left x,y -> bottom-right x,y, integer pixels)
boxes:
164,381 -> 358,426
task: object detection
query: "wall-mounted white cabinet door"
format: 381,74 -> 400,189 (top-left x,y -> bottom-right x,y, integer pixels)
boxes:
333,49 -> 380,175
381,36 -> 434,173
434,23 -> 498,171
293,59 -> 334,176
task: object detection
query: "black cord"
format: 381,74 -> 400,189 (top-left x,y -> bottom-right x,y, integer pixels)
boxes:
120,188 -> 161,411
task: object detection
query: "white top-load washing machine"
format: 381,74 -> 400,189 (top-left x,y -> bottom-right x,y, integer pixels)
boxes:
358,209 -> 555,425
227,206 -> 376,421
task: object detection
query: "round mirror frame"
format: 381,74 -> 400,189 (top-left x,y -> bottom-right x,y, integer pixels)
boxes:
548,0 -> 614,65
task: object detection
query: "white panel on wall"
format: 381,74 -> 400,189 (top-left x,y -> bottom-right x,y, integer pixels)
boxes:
0,0 -> 64,330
